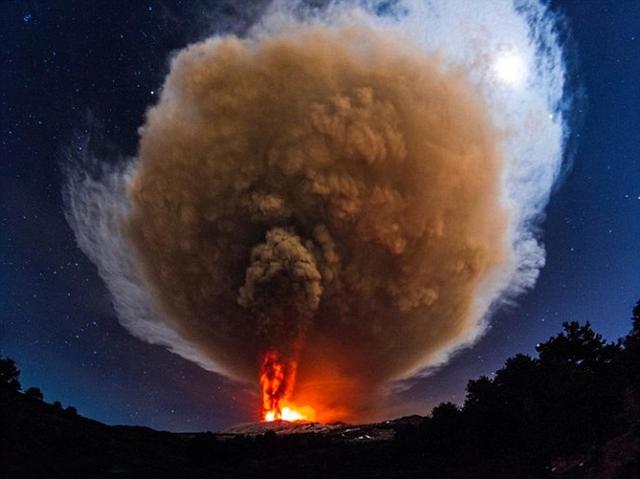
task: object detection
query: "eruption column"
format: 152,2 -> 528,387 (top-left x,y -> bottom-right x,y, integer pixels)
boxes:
64,0 -> 569,423
122,26 -> 509,421
260,351 -> 301,421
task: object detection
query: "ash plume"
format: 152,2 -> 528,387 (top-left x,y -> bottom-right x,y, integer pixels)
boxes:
64,1 -> 571,421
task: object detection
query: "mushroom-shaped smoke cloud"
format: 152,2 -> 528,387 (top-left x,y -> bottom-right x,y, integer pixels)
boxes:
64,0 -> 571,422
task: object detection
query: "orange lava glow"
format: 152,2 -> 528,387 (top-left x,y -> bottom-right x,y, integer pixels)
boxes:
260,351 -> 315,422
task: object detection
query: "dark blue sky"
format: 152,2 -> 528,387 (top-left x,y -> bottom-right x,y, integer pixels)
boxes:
1,0 -> 639,432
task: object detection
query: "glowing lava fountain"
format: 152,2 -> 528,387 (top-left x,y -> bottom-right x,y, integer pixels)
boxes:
260,351 -> 315,422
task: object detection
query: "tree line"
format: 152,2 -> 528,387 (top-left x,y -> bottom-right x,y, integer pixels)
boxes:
393,299 -> 640,476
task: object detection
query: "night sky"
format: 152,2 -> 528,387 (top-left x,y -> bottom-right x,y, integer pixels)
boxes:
1,0 -> 639,432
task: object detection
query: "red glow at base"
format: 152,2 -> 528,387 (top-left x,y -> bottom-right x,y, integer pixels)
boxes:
260,351 -> 315,422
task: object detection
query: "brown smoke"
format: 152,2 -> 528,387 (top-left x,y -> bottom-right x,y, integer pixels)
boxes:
124,25 -> 508,421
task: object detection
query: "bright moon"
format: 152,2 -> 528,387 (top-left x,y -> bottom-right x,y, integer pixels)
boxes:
493,51 -> 527,87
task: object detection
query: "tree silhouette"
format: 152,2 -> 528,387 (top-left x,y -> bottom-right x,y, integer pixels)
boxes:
623,300 -> 640,383
632,299 -> 640,337
402,305 -> 640,473
620,299 -> 640,423
536,321 -> 617,368
0,356 -> 21,395
536,321 -> 622,450
25,387 -> 44,401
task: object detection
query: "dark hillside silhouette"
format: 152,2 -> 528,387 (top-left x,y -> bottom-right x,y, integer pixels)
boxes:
2,300 -> 639,478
